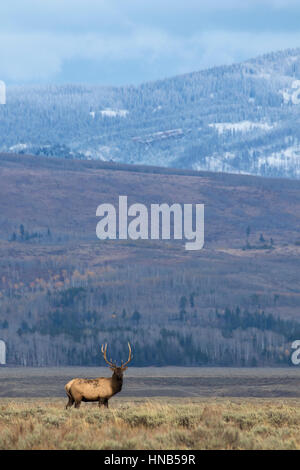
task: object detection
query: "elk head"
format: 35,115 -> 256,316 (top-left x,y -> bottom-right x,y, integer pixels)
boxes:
101,342 -> 133,379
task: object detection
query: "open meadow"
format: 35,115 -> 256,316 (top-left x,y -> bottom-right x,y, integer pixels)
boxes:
0,367 -> 299,450
0,398 -> 299,450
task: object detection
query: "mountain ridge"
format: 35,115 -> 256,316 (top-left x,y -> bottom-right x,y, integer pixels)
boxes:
1,48 -> 300,178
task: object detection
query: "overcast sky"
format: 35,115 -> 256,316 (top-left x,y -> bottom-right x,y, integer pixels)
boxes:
1,0 -> 300,86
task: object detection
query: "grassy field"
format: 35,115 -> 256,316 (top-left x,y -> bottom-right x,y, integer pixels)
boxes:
0,398 -> 299,450
1,368 -> 299,449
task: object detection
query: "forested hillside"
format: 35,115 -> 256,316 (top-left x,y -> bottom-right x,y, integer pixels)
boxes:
1,49 -> 300,178
0,153 -> 300,366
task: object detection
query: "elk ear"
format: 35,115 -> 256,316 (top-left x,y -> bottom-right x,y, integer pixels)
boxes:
122,366 -> 128,371
109,367 -> 115,371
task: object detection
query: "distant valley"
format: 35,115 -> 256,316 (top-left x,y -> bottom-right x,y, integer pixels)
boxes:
0,153 -> 300,366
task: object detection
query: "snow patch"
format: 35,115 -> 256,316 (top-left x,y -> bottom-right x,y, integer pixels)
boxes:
100,108 -> 128,118
209,121 -> 273,134
280,80 -> 300,105
9,143 -> 28,152
83,145 -> 112,161
258,145 -> 300,169
152,105 -> 162,113
292,80 -> 300,89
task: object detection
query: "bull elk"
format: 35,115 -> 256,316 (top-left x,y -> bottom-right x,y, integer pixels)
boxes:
65,343 -> 132,409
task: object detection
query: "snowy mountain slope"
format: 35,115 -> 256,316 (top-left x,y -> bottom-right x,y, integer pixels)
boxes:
1,48 -> 300,177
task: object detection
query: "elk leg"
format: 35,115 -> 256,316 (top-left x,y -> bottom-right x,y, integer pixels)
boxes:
66,397 -> 74,409
66,392 -> 74,409
74,400 -> 81,409
104,399 -> 109,409
98,398 -> 105,408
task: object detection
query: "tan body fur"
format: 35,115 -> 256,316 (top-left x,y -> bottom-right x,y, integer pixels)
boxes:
65,372 -> 123,408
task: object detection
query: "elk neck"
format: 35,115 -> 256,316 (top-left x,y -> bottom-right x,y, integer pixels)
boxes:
112,370 -> 123,392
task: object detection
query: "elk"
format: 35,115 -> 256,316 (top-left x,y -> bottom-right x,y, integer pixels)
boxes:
65,343 -> 132,409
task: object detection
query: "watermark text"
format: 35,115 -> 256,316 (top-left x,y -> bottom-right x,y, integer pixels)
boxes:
291,340 -> 300,365
96,196 -> 204,251
0,81 -> 6,104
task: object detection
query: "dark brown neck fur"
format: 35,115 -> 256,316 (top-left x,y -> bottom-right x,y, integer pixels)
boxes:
112,372 -> 123,393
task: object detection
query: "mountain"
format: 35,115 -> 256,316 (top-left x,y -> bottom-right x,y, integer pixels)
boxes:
1,49 -> 300,178
1,153 -> 300,366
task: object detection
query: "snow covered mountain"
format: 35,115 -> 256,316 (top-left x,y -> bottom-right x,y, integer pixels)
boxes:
2,48 -> 300,178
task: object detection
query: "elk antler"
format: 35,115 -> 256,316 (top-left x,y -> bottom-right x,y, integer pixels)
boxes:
101,344 -> 117,368
121,342 -> 133,369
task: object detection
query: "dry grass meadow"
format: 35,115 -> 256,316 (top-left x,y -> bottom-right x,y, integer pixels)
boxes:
0,398 -> 299,450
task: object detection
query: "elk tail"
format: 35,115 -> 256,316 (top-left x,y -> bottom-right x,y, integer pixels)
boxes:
65,379 -> 75,395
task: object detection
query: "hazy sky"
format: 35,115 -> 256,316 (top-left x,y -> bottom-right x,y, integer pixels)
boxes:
1,0 -> 300,86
